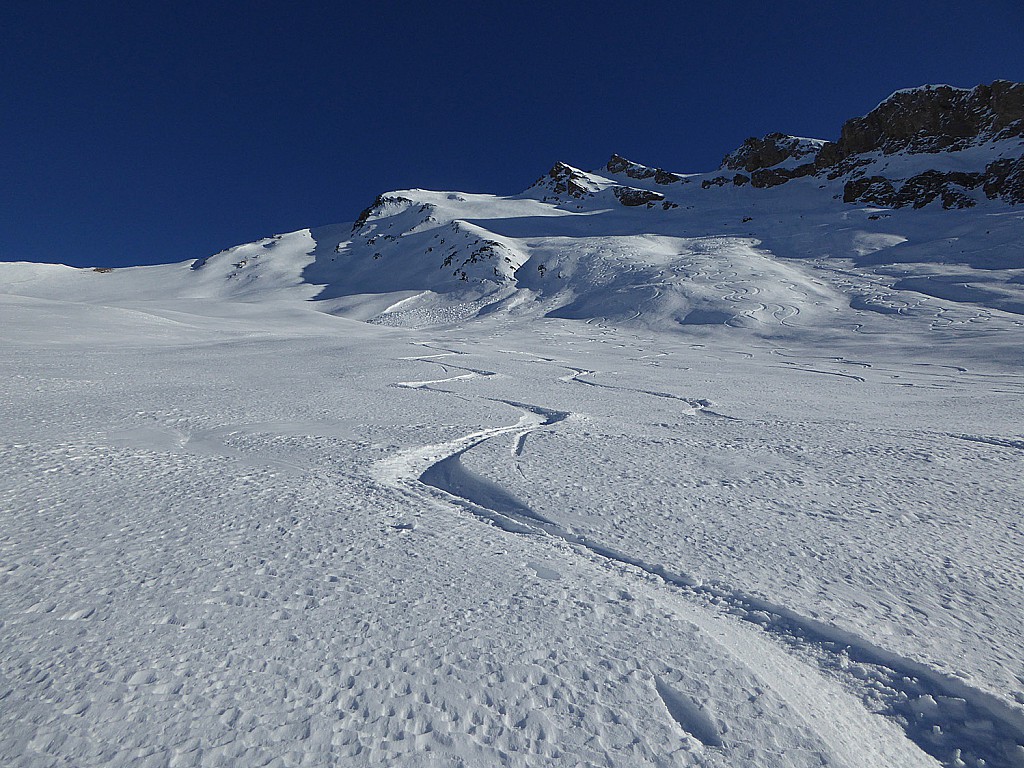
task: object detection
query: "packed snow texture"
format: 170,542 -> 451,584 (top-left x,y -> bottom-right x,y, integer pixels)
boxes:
2,151 -> 1023,767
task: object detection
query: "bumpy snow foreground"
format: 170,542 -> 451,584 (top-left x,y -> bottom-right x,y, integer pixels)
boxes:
3,128 -> 1024,766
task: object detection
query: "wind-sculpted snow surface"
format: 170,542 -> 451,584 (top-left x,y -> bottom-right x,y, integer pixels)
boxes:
2,279 -> 1022,766
375,343 -> 1024,768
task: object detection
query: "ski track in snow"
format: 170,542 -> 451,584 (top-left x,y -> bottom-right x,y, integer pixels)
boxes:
772,364 -> 867,383
559,366 -> 714,414
942,433 -> 1024,452
3,312 -> 1022,767
655,676 -> 726,749
373,348 -> 1024,768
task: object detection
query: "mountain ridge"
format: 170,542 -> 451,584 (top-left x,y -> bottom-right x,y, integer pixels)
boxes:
2,81 -> 1022,339
706,80 -> 1024,207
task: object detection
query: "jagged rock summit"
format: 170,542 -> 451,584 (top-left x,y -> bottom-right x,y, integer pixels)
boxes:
703,80 -> 1024,207
831,81 -> 1024,156
230,78 -> 1024,328
721,134 -> 826,174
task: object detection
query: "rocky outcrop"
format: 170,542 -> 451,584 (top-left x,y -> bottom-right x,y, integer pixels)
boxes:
841,160 -> 1024,209
529,82 -> 1023,214
713,81 -> 1024,209
613,186 -> 664,206
828,81 -> 1024,160
722,133 -> 823,173
826,82 -> 1024,208
353,195 -> 414,232
842,171 -> 982,209
842,176 -> 898,206
895,171 -> 982,209
532,161 -> 672,209
535,162 -> 599,199
606,154 -> 682,185
750,163 -> 817,189
607,154 -> 655,179
654,169 -> 683,185
702,174 -> 748,189
983,156 -> 1024,204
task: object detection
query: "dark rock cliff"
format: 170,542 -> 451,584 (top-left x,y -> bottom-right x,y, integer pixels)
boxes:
826,81 -> 1024,160
721,133 -> 823,173
606,154 -> 683,185
714,81 -> 1024,209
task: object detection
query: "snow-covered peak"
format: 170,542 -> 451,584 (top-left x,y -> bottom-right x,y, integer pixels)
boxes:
520,161 -> 670,210
523,162 -> 612,201
351,193 -> 421,234
4,81 -> 1023,336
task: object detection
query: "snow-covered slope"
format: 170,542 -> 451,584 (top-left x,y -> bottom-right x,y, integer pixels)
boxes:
2,82 -> 1023,768
6,82 -> 1021,340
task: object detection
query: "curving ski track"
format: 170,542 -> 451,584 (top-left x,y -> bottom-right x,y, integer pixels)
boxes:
375,353 -> 1024,768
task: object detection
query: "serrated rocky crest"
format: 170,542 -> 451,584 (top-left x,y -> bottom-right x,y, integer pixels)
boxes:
222,78 -> 1024,328
704,80 -> 1024,208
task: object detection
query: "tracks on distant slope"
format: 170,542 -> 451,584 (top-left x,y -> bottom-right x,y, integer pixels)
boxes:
559,366 -> 742,421
374,344 -> 1024,768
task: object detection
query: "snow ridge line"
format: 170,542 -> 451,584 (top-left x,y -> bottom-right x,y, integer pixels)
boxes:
560,367 -> 713,412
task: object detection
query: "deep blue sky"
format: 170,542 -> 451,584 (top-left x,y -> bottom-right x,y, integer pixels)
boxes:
3,1 -> 1023,267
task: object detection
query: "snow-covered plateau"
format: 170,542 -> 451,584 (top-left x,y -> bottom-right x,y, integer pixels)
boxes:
2,82 -> 1023,767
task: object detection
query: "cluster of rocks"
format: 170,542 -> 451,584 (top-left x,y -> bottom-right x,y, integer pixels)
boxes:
700,161 -> 818,191
613,186 -> 664,206
532,161 -> 671,209
352,83 -> 1022,225
985,156 -> 1024,205
721,133 -> 823,173
595,82 -> 1023,210
606,154 -> 682,185
842,159 -> 1024,209
537,162 -> 597,200
441,238 -> 516,282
